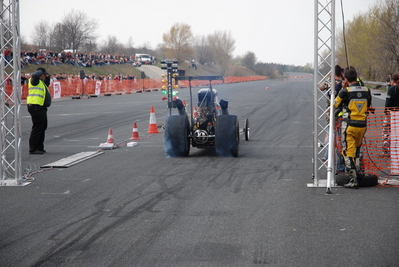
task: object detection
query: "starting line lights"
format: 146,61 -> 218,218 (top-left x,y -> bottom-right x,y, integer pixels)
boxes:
160,60 -> 178,70
161,60 -> 180,109
161,85 -> 179,89
162,90 -> 178,96
161,73 -> 179,77
161,72 -> 179,90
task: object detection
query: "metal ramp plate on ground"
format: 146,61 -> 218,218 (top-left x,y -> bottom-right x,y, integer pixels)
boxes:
307,179 -> 340,188
307,177 -> 399,188
41,151 -> 104,168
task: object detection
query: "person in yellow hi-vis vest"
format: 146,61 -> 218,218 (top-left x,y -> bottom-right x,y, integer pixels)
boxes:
334,67 -> 372,188
27,67 -> 52,154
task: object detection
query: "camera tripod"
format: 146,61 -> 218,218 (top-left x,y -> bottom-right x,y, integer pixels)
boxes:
79,78 -> 90,99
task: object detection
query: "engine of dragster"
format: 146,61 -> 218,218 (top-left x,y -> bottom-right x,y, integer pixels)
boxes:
191,88 -> 221,147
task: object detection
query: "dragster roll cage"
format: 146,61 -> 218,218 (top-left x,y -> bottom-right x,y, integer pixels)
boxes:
174,76 -> 224,127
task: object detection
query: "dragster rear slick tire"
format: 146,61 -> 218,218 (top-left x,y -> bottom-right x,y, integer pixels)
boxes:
215,115 -> 239,157
164,115 -> 190,157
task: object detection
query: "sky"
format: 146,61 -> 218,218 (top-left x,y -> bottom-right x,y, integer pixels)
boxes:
20,0 -> 380,66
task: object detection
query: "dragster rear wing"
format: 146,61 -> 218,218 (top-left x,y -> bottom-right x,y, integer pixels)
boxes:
175,76 -> 224,82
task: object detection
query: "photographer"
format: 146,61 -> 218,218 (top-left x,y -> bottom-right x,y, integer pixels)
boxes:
27,67 -> 52,154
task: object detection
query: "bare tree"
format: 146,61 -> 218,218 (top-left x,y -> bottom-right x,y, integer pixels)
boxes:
31,21 -> 50,48
82,39 -> 98,53
241,51 -> 257,71
121,37 -> 136,56
139,42 -> 152,53
59,9 -> 98,52
193,35 -> 212,65
126,37 -> 134,49
50,22 -> 68,51
374,0 -> 399,73
207,30 -> 235,76
336,13 -> 379,79
336,0 -> 399,80
162,23 -> 194,62
101,35 -> 121,54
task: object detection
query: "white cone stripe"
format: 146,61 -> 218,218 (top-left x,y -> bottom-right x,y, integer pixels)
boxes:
149,113 -> 157,124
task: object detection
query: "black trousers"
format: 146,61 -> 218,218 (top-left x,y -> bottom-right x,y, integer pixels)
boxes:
28,105 -> 47,152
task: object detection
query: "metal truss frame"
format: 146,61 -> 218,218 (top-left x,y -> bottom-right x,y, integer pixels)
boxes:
0,0 -> 25,186
309,0 -> 337,193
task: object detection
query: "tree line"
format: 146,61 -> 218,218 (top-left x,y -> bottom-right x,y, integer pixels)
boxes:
336,0 -> 399,81
24,10 -> 310,78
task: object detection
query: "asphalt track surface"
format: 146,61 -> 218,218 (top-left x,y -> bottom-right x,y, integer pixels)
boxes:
0,75 -> 398,267
137,65 -> 164,79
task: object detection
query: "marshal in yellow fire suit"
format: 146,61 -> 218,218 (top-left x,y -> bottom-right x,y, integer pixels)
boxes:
333,82 -> 372,175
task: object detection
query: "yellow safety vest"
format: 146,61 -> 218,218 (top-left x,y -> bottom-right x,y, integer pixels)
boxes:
27,79 -> 48,106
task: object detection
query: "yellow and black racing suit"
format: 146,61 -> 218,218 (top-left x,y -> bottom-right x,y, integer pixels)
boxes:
333,83 -> 372,172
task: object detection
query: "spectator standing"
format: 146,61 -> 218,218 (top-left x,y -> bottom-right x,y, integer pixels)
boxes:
384,73 -> 399,109
27,67 -> 52,154
333,68 -> 372,188
319,65 -> 345,121
386,73 -> 392,90
382,73 -> 399,155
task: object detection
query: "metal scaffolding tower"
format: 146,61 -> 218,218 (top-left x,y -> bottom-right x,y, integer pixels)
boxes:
309,0 -> 337,193
0,0 -> 25,186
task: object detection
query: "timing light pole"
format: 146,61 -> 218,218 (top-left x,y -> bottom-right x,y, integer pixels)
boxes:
161,60 -> 178,115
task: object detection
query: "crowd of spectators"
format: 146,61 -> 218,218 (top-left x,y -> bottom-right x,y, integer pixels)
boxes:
18,49 -> 156,68
13,49 -> 157,84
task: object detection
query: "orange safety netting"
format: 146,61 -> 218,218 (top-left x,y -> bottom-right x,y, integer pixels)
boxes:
7,76 -> 266,100
335,107 -> 399,186
20,78 -> 151,99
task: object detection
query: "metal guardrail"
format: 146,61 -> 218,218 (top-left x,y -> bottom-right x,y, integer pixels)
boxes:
363,81 -> 386,86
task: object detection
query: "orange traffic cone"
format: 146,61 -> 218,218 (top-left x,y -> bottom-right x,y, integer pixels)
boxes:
193,106 -> 198,117
107,128 -> 115,143
147,105 -> 159,133
130,122 -> 140,140
99,128 -> 115,149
